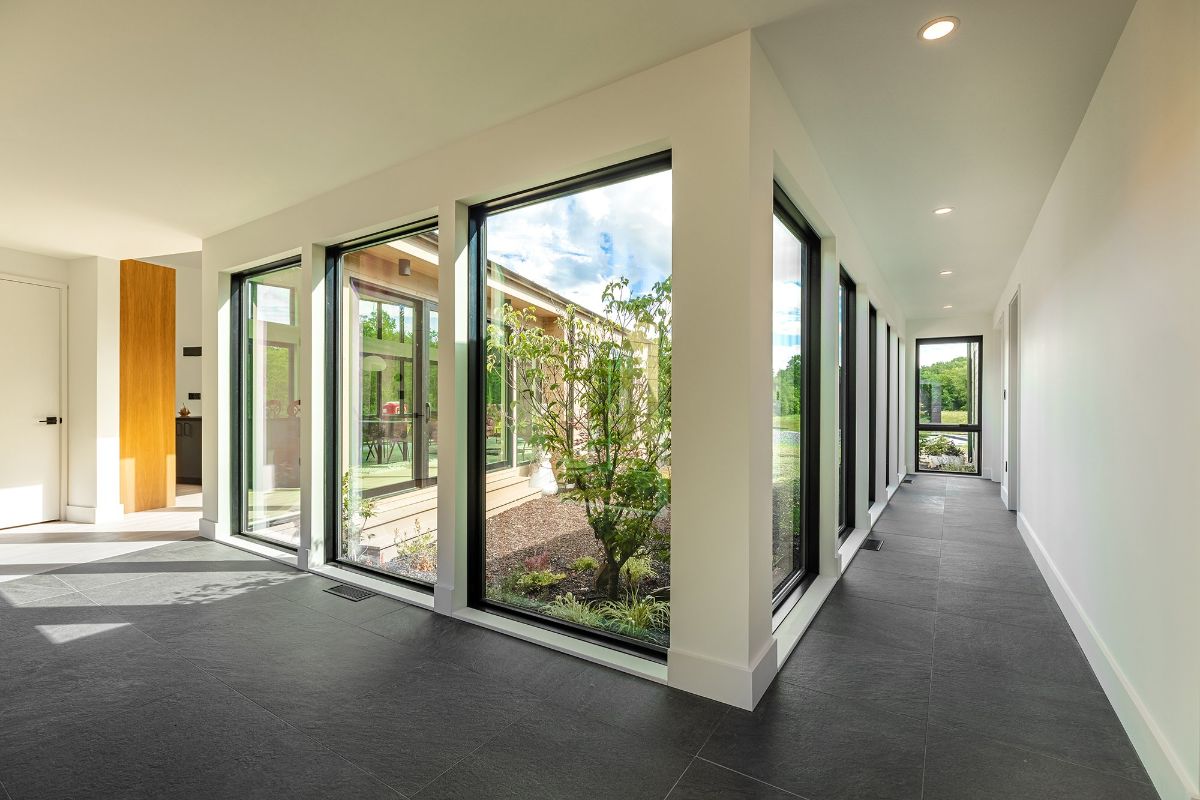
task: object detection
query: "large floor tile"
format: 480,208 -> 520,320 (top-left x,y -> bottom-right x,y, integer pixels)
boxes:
668,759 -> 800,799
278,658 -> 541,796
777,627 -> 931,719
839,562 -> 938,610
850,547 -> 940,579
923,725 -> 1158,800
263,573 -> 409,624
942,509 -> 1019,534
415,702 -> 693,800
0,684 -> 400,800
937,554 -> 1048,596
937,579 -> 1070,632
811,590 -> 936,654
934,612 -> 1098,690
868,531 -> 943,557
872,509 -> 943,538
701,681 -> 926,800
928,658 -> 1148,782
544,660 -> 727,754
940,523 -> 1024,549
45,539 -> 242,594
0,573 -> 74,606
0,590 -> 125,643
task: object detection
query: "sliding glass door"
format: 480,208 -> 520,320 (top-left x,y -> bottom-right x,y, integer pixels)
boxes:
330,226 -> 440,584
232,261 -> 303,548
915,335 -> 982,474
771,185 -> 821,605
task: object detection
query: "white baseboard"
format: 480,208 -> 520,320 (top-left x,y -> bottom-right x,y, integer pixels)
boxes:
1000,485 -> 1009,507
1016,511 -> 1198,800
65,503 -> 124,524
668,637 -> 778,711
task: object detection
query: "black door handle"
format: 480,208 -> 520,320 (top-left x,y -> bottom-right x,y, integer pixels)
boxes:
38,417 -> 62,425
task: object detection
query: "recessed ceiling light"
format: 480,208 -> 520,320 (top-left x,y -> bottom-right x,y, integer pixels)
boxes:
943,304 -> 954,309
933,207 -> 954,215
940,270 -> 954,275
920,16 -> 959,41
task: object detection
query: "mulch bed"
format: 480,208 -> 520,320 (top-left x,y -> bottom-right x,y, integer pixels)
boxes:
485,495 -> 670,602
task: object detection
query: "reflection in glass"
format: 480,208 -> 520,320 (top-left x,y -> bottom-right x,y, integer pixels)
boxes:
240,265 -> 302,547
337,230 -> 440,583
918,340 -> 980,425
482,166 -> 672,648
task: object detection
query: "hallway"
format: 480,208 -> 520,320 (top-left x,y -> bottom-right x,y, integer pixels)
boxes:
0,476 -> 1154,799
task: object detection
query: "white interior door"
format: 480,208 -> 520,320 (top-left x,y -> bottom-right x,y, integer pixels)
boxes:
0,277 -> 63,528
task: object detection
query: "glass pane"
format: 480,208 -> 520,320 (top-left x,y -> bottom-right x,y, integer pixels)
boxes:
242,266 -> 302,546
772,215 -> 805,592
918,340 -> 980,425
337,230 -> 440,583
918,431 -> 979,473
836,281 -> 845,530
483,167 -> 672,648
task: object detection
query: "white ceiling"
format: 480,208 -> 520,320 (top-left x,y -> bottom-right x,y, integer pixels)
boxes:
0,0 -> 817,261
756,0 -> 1135,318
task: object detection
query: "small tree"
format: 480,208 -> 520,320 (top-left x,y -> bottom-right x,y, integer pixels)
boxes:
489,277 -> 671,599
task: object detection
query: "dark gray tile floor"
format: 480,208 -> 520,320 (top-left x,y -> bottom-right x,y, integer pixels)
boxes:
0,479 -> 1159,799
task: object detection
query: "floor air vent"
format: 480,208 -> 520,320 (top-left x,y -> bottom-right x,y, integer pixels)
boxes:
323,584 -> 376,602
861,538 -> 884,551
902,477 -> 914,484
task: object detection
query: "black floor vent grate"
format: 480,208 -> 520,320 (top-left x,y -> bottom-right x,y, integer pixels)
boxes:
323,584 -> 376,602
861,537 -> 884,551
902,477 -> 914,484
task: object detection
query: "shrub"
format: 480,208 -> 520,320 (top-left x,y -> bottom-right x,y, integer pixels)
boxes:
522,551 -> 552,572
570,556 -> 599,572
620,556 -> 657,586
598,591 -> 670,631
546,593 -> 605,626
514,570 -> 566,594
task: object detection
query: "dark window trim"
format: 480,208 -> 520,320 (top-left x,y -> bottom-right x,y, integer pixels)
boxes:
771,182 -> 822,611
324,218 -> 439,594
468,154 -> 672,660
868,304 -> 877,504
886,322 -> 892,488
230,256 -> 303,550
837,268 -> 856,540
913,335 -> 984,477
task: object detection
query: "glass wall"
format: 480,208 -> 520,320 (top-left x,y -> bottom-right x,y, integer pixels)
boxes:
886,322 -> 892,487
868,304 -> 877,503
771,186 -> 820,603
474,156 -> 672,650
837,270 -> 856,536
915,336 -> 982,474
334,227 -> 440,583
235,262 -> 302,547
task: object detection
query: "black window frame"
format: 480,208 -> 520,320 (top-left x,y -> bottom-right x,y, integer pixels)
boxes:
913,334 -> 984,477
868,304 -> 877,504
885,322 -> 892,488
837,268 -> 856,539
467,152 -> 673,659
324,218 -> 440,594
771,183 -> 822,609
230,256 -> 303,550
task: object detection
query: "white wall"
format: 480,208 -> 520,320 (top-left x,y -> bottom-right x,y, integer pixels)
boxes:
993,0 -> 1199,796
0,245 -> 69,284
904,314 -> 1003,482
200,32 -> 907,710
139,252 -> 204,414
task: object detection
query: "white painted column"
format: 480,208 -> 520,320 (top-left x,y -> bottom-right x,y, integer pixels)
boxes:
853,285 -> 871,528
64,256 -> 123,523
434,202 -> 469,614
298,243 -> 326,566
200,265 -> 231,540
817,239 -> 840,575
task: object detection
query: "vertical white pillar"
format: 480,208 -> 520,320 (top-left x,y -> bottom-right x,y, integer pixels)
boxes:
64,257 -> 124,523
200,264 -> 231,540
897,340 -> 907,478
817,239 -> 840,575
854,286 -> 871,527
299,243 -> 326,566
435,202 -> 469,614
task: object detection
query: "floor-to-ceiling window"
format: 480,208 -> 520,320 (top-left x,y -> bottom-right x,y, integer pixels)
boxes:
232,260 -> 303,548
886,322 -> 892,487
469,154 -> 672,652
771,184 -> 821,605
837,269 -> 856,537
328,225 -> 440,584
868,304 -> 877,504
915,335 -> 982,475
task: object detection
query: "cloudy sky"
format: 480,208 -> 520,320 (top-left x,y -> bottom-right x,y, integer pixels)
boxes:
486,169 -> 671,317
772,215 -> 805,373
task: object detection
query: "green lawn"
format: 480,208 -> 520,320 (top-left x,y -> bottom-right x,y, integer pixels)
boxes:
773,414 -> 802,430
929,409 -> 969,424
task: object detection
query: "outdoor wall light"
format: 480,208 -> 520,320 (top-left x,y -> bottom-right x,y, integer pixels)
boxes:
398,258 -> 412,277
920,16 -> 959,41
